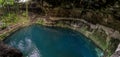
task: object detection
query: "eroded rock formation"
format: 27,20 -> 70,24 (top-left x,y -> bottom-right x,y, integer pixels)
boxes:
0,41 -> 23,57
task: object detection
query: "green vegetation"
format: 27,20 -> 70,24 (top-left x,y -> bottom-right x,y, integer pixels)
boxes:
36,19 -> 44,25
0,13 -> 17,30
1,13 -> 18,23
0,12 -> 29,40
0,0 -> 119,57
78,26 -> 107,50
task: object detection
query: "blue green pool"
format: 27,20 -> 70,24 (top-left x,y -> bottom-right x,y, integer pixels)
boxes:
5,24 -> 103,57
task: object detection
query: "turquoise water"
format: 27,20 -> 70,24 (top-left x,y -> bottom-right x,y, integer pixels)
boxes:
5,24 -> 103,57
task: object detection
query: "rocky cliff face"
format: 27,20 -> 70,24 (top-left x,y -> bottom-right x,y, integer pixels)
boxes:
0,41 -> 23,57
26,0 -> 120,32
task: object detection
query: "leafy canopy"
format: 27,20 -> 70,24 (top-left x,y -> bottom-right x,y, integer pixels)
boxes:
0,0 -> 14,5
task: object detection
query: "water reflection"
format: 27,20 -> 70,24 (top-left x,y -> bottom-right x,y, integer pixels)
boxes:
10,38 -> 41,57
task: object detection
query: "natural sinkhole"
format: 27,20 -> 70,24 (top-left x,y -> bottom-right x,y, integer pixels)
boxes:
5,24 -> 103,57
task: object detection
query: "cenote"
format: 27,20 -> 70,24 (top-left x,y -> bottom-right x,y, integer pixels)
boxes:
4,24 -> 103,57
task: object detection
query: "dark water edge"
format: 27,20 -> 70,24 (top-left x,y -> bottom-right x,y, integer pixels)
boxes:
5,24 -> 102,57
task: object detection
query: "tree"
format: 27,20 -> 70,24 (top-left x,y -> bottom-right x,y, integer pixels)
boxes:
0,0 -> 15,13
26,1 -> 29,19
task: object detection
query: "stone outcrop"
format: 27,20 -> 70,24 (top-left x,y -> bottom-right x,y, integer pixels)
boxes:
111,43 -> 120,57
0,41 -> 23,57
43,17 -> 120,40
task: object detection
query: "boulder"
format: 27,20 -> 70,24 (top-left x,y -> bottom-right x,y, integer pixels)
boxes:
0,41 -> 23,57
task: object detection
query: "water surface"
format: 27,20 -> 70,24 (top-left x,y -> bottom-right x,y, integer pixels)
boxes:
5,24 -> 103,57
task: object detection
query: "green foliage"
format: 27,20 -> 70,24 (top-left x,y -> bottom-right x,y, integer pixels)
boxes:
56,22 -> 64,26
8,0 -> 14,5
0,0 -> 14,5
0,0 -> 4,4
0,33 -> 7,40
22,12 -> 27,17
3,14 -> 15,22
0,23 -> 7,30
1,13 -> 18,26
36,19 -> 44,25
107,38 -> 120,57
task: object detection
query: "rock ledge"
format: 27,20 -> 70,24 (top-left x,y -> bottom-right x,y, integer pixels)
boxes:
0,41 -> 23,57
